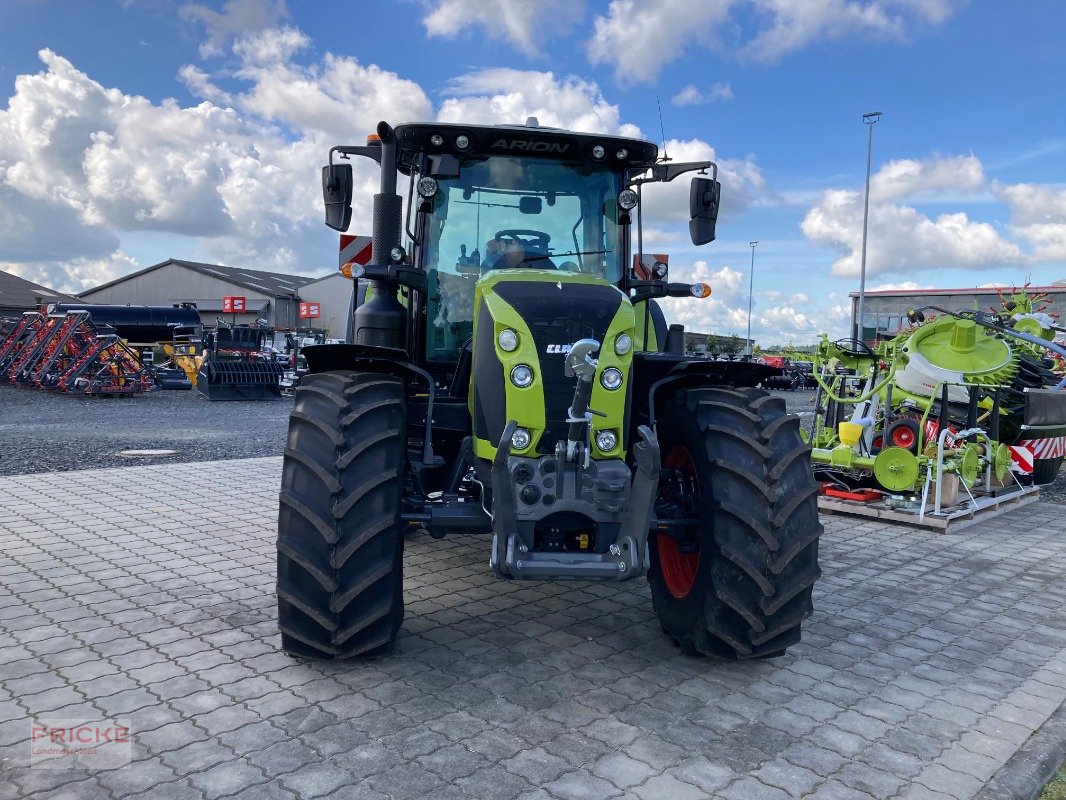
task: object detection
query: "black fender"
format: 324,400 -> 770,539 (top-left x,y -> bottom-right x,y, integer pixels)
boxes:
302,343 -> 410,378
629,352 -> 779,433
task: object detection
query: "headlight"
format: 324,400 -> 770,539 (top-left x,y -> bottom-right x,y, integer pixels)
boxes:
614,333 -> 632,355
616,148 -> 628,160
498,329 -> 519,352
511,427 -> 531,450
390,246 -> 405,263
617,189 -> 639,210
600,367 -> 623,390
351,264 -> 366,278
417,176 -> 438,197
595,430 -> 618,452
455,134 -> 470,150
430,134 -> 444,146
592,145 -> 605,159
511,364 -> 534,388
690,283 -> 712,298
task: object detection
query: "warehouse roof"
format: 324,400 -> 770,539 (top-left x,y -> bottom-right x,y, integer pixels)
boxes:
0,268 -> 82,310
849,284 -> 1066,298
81,259 -> 318,299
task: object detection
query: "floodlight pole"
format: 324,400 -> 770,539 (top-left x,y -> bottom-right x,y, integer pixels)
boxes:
747,241 -> 758,356
856,111 -> 882,343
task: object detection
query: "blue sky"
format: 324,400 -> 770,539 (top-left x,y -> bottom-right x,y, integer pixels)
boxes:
1,0 -> 1064,344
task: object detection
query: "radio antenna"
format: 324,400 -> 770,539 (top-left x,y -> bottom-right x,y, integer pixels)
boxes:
657,97 -> 670,162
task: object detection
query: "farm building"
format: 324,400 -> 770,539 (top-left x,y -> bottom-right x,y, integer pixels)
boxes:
296,273 -> 353,340
851,283 -> 1066,342
0,268 -> 81,318
78,259 -> 323,330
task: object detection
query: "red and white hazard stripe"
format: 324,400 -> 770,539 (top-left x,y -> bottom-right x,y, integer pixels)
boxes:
339,234 -> 373,269
1016,436 -> 1066,460
1009,445 -> 1035,473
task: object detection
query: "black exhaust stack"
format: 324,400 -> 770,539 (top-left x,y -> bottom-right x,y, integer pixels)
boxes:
354,121 -> 407,349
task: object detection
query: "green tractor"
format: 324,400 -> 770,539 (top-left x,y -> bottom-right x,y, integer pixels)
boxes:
276,119 -> 822,661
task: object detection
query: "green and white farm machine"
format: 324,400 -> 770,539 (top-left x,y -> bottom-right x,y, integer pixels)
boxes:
275,119 -> 823,661
807,289 -> 1066,507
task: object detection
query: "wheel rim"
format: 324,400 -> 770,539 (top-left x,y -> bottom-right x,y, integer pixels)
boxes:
891,425 -> 916,449
658,445 -> 700,600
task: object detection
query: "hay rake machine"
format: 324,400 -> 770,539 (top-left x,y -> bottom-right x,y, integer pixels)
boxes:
807,298 -> 1066,509
0,310 -> 151,396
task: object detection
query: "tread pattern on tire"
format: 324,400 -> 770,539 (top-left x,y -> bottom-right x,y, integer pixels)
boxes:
650,387 -> 822,659
277,371 -> 406,659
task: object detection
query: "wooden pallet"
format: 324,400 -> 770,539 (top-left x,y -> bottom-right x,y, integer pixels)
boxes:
817,484 -> 1042,533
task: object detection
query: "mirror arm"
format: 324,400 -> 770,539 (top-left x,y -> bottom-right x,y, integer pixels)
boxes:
357,264 -> 428,294
628,160 -> 717,187
330,144 -> 382,165
628,279 -> 668,304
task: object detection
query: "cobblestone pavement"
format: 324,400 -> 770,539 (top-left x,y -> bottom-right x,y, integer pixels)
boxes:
1,457 -> 1064,800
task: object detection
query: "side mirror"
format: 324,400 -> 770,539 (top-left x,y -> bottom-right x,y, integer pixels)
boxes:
689,176 -> 720,245
322,164 -> 353,232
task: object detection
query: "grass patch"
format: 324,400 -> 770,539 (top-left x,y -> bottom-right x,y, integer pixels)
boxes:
1042,767 -> 1066,800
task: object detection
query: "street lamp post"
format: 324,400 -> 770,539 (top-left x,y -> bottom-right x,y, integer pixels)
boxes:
747,241 -> 758,356
856,111 -> 882,343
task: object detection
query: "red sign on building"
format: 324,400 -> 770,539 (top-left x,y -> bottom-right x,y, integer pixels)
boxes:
222,296 -> 247,313
299,302 -> 321,319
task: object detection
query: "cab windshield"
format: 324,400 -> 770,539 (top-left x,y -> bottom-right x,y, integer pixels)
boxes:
421,156 -> 623,361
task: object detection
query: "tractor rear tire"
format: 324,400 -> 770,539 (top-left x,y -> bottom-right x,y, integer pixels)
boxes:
277,371 -> 406,659
649,387 -> 822,659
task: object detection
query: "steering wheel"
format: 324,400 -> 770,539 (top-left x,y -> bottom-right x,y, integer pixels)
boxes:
490,229 -> 554,269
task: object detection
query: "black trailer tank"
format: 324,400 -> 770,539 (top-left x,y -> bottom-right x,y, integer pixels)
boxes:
51,304 -> 202,343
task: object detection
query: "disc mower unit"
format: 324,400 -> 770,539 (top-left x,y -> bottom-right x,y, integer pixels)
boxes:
0,310 -> 152,396
807,289 -> 1066,498
274,118 -> 823,662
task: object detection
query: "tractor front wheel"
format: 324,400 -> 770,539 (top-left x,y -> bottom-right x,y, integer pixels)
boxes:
649,387 -> 822,659
277,371 -> 406,659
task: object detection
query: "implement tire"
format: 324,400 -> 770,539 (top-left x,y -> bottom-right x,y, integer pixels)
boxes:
649,387 -> 822,659
277,371 -> 406,659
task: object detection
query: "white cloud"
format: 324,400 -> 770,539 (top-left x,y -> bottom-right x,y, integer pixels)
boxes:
871,155 -> 984,202
438,69 -> 641,137
657,261 -> 850,344
994,182 -> 1066,260
179,64 -> 233,105
741,0 -> 956,63
3,252 -> 140,296
801,155 -> 1026,278
180,0 -> 288,58
660,262 -> 750,333
423,0 -> 585,56
588,0 -> 959,83
0,39 -> 435,290
588,0 -> 731,83
671,83 -> 734,107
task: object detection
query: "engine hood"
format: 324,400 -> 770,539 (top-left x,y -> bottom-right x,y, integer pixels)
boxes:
469,270 -> 635,460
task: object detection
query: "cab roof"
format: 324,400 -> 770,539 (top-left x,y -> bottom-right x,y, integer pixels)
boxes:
392,121 -> 658,170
